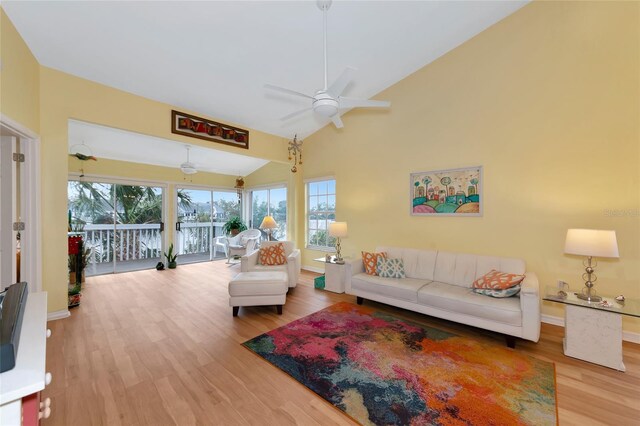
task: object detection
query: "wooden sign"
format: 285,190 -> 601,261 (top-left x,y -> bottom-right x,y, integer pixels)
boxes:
171,110 -> 249,149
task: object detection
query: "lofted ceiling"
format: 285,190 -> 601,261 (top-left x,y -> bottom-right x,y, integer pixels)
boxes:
68,120 -> 269,176
4,1 -> 528,139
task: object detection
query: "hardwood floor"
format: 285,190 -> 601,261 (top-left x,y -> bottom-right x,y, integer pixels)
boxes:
44,261 -> 640,425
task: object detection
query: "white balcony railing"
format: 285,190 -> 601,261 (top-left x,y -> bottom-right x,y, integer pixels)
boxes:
175,222 -> 226,256
82,222 -> 227,266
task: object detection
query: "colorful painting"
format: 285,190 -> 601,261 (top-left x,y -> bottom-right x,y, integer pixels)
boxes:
243,302 -> 558,426
411,166 -> 482,216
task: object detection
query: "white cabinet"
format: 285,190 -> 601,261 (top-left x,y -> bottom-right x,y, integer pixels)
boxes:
0,292 -> 50,425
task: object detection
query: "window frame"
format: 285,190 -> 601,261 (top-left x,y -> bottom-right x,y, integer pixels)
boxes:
305,177 -> 336,251
248,183 -> 288,240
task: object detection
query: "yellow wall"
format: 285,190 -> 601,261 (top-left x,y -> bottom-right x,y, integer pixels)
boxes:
301,1 -> 640,331
245,161 -> 297,239
40,67 -> 287,313
0,7 -> 39,132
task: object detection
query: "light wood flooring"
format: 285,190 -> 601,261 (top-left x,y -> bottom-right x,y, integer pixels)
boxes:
44,261 -> 640,425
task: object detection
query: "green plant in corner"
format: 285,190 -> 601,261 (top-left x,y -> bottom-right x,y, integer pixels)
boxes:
222,216 -> 247,236
164,243 -> 178,269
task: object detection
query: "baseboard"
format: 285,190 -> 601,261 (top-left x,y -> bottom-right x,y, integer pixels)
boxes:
303,266 -> 324,274
47,309 -> 70,321
542,314 -> 640,344
541,314 -> 564,327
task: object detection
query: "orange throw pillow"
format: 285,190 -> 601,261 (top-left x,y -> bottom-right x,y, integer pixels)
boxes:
362,251 -> 388,276
259,243 -> 287,266
473,269 -> 525,290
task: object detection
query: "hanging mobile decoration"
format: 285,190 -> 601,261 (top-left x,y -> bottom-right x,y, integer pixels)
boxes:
234,176 -> 245,204
288,134 -> 303,173
69,141 -> 97,161
69,141 -> 97,179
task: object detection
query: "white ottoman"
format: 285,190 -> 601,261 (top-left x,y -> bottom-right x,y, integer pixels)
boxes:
228,271 -> 288,316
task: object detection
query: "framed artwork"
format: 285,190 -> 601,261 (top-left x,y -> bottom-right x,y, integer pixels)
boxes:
410,166 -> 482,216
171,110 -> 249,149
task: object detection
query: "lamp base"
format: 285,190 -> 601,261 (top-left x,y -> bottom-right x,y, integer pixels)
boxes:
576,293 -> 602,303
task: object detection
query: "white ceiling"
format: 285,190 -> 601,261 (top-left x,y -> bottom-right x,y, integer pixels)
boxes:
4,1 -> 527,138
68,120 -> 269,176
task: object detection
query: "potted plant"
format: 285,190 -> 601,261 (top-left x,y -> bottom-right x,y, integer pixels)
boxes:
68,247 -> 91,284
164,243 -> 178,269
68,283 -> 82,308
222,216 -> 247,236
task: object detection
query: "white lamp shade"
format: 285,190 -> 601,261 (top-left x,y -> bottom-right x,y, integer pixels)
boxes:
259,215 -> 278,230
564,229 -> 619,258
329,222 -> 348,238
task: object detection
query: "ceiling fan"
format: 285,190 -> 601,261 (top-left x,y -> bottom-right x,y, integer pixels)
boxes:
180,145 -> 197,175
265,0 -> 390,129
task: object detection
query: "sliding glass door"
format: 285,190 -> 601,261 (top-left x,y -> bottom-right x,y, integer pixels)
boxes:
175,188 -> 240,263
113,185 -> 164,273
68,180 -> 165,276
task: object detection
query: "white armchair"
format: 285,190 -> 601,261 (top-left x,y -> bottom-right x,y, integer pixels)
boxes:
225,229 -> 261,263
241,241 -> 301,288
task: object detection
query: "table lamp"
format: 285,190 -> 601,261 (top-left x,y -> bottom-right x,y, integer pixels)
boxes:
564,229 -> 619,302
259,215 -> 278,241
328,222 -> 348,264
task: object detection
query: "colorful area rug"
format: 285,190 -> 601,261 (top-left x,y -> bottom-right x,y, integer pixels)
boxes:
243,302 -> 557,426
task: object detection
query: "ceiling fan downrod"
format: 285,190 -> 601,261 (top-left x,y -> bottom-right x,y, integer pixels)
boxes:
317,0 -> 332,91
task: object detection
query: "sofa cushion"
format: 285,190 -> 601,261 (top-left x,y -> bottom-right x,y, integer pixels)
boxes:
432,252 -> 478,288
249,264 -> 287,273
377,247 -> 437,280
476,255 -> 525,278
362,251 -> 387,275
377,257 -> 406,279
228,271 -> 288,297
417,281 -> 522,326
352,273 -> 430,303
473,269 -> 525,290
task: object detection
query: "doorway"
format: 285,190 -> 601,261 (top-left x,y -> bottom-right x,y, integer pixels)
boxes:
0,116 -> 40,293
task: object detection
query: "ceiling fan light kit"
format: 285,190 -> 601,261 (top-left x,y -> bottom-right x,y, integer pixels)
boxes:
180,145 -> 198,175
265,0 -> 390,129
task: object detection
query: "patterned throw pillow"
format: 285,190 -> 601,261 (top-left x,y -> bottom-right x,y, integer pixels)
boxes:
474,284 -> 522,298
259,243 -> 287,266
376,257 -> 406,279
362,251 -> 388,275
473,269 -> 525,290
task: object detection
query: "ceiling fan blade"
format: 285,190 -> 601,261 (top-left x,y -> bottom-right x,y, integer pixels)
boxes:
264,84 -> 314,100
339,97 -> 391,109
327,67 -> 356,97
280,107 -> 313,121
331,114 -> 344,129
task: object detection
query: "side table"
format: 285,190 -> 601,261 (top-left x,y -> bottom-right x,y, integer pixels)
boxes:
544,286 -> 639,371
313,256 -> 355,293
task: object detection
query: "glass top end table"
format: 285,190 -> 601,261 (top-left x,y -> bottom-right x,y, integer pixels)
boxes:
544,286 -> 638,371
544,286 -> 640,318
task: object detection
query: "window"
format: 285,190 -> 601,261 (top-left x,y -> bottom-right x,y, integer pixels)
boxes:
306,178 -> 336,250
249,186 -> 287,240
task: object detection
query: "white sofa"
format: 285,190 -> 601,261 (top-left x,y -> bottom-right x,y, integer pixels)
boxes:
347,247 -> 541,345
241,241 -> 301,288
